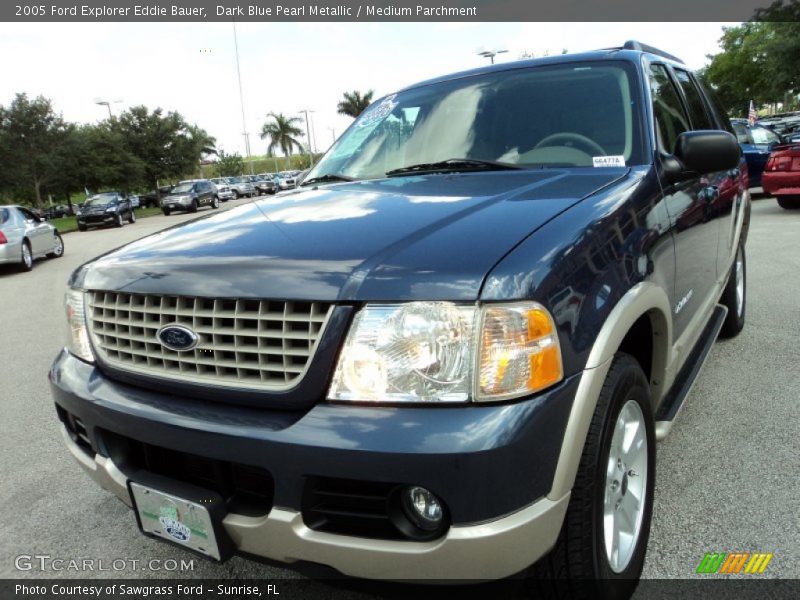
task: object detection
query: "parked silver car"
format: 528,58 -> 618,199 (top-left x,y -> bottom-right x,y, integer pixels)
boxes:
277,171 -> 298,190
0,205 -> 64,271
226,176 -> 256,198
209,178 -> 235,202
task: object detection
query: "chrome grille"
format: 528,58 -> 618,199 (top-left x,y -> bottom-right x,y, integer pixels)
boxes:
86,291 -> 332,391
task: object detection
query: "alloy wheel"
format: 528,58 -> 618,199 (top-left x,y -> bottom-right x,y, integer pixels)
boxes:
603,399 -> 648,573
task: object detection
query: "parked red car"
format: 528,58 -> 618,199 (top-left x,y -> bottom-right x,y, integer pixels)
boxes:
762,143 -> 800,209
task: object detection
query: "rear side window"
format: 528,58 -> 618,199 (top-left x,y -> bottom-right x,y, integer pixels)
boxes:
732,123 -> 749,144
673,69 -> 714,130
649,64 -> 690,152
750,127 -> 780,145
0,208 -> 9,224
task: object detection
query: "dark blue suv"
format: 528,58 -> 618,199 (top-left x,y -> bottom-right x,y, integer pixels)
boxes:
51,41 -> 748,598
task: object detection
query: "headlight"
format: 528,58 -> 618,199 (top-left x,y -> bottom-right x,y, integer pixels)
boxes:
105,206 -> 116,213
327,301 -> 562,404
328,303 -> 476,403
65,290 -> 94,362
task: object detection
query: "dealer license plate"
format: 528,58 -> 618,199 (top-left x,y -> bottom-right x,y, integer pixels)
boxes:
130,481 -> 222,560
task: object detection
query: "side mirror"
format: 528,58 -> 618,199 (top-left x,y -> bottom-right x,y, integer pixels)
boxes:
666,130 -> 741,179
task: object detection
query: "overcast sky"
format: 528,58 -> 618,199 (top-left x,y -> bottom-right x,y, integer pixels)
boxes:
0,22 -> 735,159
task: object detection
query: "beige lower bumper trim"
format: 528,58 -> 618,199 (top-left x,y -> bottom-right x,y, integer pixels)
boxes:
63,425 -> 569,580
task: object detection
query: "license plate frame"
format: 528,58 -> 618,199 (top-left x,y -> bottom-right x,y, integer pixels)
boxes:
128,476 -> 231,561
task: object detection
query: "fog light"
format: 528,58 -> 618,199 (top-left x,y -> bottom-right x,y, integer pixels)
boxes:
402,486 -> 443,531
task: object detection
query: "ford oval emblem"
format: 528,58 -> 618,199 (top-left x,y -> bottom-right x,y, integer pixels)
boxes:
157,325 -> 199,352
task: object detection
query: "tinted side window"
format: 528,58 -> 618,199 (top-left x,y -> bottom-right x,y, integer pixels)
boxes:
18,208 -> 37,221
673,69 -> 714,130
694,76 -> 734,134
0,208 -> 9,224
649,64 -> 690,152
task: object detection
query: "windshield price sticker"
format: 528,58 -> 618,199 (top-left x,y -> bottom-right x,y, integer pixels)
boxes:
593,155 -> 626,167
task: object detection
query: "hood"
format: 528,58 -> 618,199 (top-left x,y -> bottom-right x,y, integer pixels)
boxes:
76,169 -> 629,301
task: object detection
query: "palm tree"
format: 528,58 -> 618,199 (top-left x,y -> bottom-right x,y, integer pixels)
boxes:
337,90 -> 374,118
187,125 -> 217,157
260,112 -> 305,159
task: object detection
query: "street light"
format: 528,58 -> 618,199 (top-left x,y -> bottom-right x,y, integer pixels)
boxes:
232,21 -> 254,174
299,109 -> 315,168
94,97 -> 122,118
477,49 -> 508,64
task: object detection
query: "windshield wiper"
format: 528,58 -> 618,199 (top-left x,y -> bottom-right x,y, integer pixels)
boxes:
386,158 -> 523,177
301,173 -> 356,186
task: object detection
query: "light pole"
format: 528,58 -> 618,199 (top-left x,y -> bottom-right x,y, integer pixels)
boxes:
232,21 -> 254,174
477,49 -> 508,64
299,109 -> 315,168
94,97 -> 122,118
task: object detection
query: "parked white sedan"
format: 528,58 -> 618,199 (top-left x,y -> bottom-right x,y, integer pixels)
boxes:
0,205 -> 64,271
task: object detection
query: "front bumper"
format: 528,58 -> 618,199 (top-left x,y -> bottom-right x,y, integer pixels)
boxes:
50,349 -> 577,579
78,213 -> 117,226
161,198 -> 193,210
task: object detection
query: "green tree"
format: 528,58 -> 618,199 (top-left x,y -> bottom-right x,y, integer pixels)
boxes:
337,90 -> 374,118
213,150 -> 245,177
112,106 -> 211,193
0,93 -> 71,207
704,19 -> 800,115
259,112 -> 305,157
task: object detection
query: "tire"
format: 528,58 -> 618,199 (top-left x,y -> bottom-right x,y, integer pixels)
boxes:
78,224 -> 87,232
129,210 -> 136,224
212,196 -> 220,209
46,233 -> 64,258
190,199 -> 198,213
114,213 -> 124,227
162,208 -> 171,216
719,242 -> 746,338
528,353 -> 655,600
233,190 -> 241,199
19,240 -> 33,272
777,196 -> 800,209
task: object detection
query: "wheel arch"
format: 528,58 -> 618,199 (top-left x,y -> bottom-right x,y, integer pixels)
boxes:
548,282 -> 671,501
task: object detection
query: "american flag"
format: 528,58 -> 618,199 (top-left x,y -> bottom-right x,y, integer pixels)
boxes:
748,100 -> 757,126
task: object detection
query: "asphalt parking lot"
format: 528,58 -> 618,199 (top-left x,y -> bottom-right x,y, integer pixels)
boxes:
0,194 -> 797,591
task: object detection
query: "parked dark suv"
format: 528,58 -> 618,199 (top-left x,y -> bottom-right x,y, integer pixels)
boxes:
76,192 -> 135,230
51,42 -> 748,599
160,179 -> 220,215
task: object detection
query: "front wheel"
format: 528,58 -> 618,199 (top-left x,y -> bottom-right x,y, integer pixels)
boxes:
719,242 -> 746,338
190,199 -> 198,213
129,210 -> 136,224
162,207 -> 171,216
212,196 -> 220,209
529,353 -> 655,600
47,233 -> 64,258
114,213 -> 124,227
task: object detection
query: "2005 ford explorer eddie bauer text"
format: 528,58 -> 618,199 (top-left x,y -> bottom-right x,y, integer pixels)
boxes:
51,41 -> 749,599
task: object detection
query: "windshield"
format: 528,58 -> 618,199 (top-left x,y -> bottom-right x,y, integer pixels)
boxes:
170,184 -> 194,194
308,61 -> 644,181
85,193 -> 118,206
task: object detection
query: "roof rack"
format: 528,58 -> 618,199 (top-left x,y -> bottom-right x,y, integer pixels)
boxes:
622,40 -> 684,64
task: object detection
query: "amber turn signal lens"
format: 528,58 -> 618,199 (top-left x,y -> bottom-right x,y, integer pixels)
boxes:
478,303 -> 563,401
